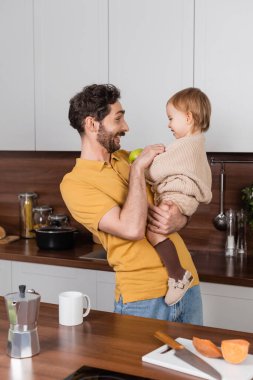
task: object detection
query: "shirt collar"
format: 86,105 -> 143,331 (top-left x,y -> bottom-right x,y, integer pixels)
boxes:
76,152 -> 120,172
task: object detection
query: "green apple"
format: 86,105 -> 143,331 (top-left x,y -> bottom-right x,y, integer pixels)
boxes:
128,148 -> 143,164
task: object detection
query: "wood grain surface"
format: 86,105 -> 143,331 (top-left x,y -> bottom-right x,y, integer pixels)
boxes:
1,151 -> 253,253
0,297 -> 253,380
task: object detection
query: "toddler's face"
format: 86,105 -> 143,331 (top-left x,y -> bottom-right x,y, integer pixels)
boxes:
166,102 -> 193,139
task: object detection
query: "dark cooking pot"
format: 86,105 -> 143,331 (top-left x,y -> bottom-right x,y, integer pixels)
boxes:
35,227 -> 77,250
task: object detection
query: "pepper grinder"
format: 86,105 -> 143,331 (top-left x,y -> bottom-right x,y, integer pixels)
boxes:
225,209 -> 236,257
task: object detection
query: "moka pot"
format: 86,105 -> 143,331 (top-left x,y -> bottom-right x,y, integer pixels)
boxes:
4,285 -> 41,358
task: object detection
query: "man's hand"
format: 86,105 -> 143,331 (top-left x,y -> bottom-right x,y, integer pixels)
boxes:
147,201 -> 188,235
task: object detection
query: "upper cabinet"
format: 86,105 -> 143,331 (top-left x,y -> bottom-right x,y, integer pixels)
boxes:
0,0 -> 34,150
34,0 -> 108,151
2,0 -> 253,152
0,0 -> 108,151
109,0 -> 194,151
195,0 -> 253,152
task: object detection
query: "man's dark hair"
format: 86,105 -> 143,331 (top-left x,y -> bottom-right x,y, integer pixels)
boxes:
68,84 -> 121,134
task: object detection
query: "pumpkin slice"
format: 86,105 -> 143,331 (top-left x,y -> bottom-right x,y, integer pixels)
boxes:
193,336 -> 222,358
221,339 -> 250,364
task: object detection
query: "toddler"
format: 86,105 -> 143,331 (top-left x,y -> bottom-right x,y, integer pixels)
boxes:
146,87 -> 212,306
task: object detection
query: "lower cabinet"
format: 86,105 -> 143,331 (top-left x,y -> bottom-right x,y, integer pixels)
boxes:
0,260 -> 12,296
96,270 -> 116,312
1,260 -> 115,312
2,260 -> 253,331
200,282 -> 253,333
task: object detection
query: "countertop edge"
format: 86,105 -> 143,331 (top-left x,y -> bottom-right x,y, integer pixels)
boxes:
0,240 -> 253,287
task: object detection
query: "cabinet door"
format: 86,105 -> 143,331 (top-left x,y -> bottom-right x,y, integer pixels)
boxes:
109,0 -> 194,151
34,0 -> 108,151
195,0 -> 253,152
0,260 -> 12,295
96,271 -> 115,312
201,282 -> 253,333
0,0 -> 34,150
12,262 -> 97,306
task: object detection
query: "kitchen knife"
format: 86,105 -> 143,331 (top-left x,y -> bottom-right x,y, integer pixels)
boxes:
154,331 -> 222,380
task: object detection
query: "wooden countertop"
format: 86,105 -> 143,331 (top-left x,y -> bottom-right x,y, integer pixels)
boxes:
0,298 -> 253,380
1,237 -> 253,287
0,235 -> 113,272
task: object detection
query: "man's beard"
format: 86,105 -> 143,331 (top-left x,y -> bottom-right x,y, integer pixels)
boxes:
96,122 -> 125,153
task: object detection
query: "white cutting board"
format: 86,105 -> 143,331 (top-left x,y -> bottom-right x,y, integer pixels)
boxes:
142,338 -> 253,380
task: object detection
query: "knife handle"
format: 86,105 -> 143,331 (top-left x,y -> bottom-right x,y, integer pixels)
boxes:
154,331 -> 184,350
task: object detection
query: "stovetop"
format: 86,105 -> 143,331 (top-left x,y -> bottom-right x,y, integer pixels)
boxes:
64,365 -> 149,380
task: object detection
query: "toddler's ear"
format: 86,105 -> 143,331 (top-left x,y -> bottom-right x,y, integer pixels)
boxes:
186,111 -> 193,124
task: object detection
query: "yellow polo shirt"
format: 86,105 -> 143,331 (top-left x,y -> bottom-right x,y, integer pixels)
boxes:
60,150 -> 199,303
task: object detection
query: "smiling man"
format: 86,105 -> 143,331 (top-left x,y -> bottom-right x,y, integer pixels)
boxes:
60,84 -> 203,323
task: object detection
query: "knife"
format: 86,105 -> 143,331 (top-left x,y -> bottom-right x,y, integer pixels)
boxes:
154,331 -> 222,380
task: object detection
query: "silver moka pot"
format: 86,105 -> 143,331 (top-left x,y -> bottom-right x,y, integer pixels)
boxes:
4,285 -> 41,358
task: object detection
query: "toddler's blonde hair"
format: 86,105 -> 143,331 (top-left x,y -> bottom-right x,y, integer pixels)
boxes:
168,87 -> 211,132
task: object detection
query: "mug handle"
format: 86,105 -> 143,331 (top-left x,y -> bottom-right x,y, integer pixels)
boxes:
82,294 -> 91,317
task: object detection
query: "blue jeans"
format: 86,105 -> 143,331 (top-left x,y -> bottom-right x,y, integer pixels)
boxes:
114,285 -> 203,325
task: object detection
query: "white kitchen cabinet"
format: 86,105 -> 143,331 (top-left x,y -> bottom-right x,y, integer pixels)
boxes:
109,0 -> 194,151
9,261 -> 116,312
0,0 -> 35,150
34,0 -> 108,151
11,262 -> 97,307
201,282 -> 253,333
195,0 -> 253,152
0,260 -> 12,295
96,270 -> 115,312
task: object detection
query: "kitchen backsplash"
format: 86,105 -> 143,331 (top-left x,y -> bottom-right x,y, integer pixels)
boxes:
1,151 -> 253,254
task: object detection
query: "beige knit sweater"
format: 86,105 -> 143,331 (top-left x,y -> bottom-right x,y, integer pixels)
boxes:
145,134 -> 212,216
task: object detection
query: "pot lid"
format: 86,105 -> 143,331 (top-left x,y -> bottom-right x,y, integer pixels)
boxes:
36,227 -> 76,233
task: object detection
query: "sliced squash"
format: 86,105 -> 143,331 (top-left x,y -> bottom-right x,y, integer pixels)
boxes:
193,336 -> 222,358
221,339 -> 250,364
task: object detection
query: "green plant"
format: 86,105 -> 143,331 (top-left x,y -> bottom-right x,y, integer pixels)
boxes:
241,184 -> 253,229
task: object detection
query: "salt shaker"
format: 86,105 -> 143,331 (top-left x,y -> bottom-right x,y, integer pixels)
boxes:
236,209 -> 247,255
225,208 -> 236,257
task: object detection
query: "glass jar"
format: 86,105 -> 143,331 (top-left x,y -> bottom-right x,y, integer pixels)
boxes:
236,209 -> 247,256
33,205 -> 53,230
48,214 -> 69,228
18,192 -> 38,238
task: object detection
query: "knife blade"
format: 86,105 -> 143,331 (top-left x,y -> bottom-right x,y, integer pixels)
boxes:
154,331 -> 222,380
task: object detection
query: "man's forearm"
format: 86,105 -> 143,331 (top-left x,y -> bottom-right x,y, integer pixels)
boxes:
98,145 -> 165,240
119,164 -> 148,239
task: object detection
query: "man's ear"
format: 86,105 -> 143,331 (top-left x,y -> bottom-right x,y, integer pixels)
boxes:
84,116 -> 97,133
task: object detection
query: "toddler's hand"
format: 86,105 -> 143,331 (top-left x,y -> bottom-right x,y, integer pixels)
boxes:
132,144 -> 165,171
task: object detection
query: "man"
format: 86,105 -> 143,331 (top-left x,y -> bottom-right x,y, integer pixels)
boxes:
60,84 -> 203,323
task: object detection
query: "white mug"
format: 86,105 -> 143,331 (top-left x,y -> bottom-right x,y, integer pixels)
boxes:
59,291 -> 91,326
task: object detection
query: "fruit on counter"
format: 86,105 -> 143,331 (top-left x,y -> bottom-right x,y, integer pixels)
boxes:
192,336 -> 222,358
128,148 -> 143,164
193,336 -> 250,364
0,226 -> 6,240
221,339 -> 250,364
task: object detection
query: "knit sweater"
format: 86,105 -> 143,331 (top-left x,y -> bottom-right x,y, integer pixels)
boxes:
145,134 -> 212,216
